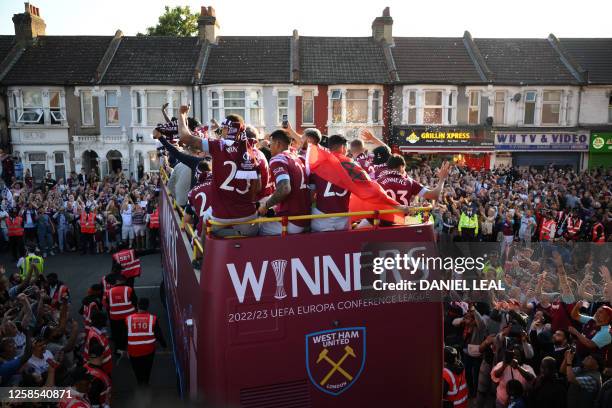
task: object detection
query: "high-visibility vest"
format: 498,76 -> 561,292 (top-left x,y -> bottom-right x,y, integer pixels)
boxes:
108,286 -> 135,320
458,213 -> 478,235
126,312 -> 157,357
58,390 -> 91,408
83,326 -> 112,375
101,276 -> 113,310
566,217 -> 582,236
20,254 -> 44,279
6,216 -> 24,237
112,249 -> 141,278
149,209 -> 160,229
592,222 -> 605,243
539,219 -> 555,241
443,367 -> 468,408
82,300 -> 99,331
80,212 -> 95,234
50,284 -> 70,306
84,363 -> 111,406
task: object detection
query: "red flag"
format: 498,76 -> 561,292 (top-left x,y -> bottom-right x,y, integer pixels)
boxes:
306,144 -> 404,224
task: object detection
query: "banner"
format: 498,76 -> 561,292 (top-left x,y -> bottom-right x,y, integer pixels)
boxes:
495,132 -> 589,151
392,126 -> 493,150
590,132 -> 612,153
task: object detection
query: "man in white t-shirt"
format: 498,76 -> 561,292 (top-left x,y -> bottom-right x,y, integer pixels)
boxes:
120,201 -> 134,248
25,337 -> 54,377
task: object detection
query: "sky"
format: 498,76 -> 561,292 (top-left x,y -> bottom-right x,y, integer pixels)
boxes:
1,0 -> 611,38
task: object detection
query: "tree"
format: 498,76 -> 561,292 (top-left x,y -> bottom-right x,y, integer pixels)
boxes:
143,6 -> 199,37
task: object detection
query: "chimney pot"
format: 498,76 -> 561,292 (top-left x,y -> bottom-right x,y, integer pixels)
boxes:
200,6 -> 207,16
293,29 -> 299,40
198,5 -> 219,44
383,7 -> 390,17
208,6 -> 215,16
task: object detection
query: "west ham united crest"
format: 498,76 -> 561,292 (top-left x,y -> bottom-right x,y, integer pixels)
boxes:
305,327 -> 366,396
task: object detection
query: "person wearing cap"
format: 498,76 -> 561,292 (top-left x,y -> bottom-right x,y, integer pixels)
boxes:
569,301 -> 612,360
443,345 -> 468,408
561,348 -> 603,408
59,366 -> 92,408
125,297 -> 167,386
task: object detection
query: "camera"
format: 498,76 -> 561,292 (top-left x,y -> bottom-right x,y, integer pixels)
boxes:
282,114 -> 289,129
503,350 -> 514,364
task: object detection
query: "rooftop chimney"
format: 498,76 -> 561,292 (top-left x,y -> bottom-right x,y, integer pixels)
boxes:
372,7 -> 393,45
198,6 -> 219,44
13,2 -> 46,44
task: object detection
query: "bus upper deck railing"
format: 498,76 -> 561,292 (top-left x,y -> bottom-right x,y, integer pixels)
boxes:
159,167 -> 433,259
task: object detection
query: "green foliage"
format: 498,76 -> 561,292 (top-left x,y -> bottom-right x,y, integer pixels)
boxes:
143,5 -> 199,37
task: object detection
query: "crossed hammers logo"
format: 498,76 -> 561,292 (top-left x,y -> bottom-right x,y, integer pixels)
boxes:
316,346 -> 356,386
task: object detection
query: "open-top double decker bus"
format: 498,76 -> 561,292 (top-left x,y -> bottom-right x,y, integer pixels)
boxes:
158,170 -> 443,407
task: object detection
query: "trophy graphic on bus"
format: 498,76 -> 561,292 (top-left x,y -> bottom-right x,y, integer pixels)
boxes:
271,259 -> 288,300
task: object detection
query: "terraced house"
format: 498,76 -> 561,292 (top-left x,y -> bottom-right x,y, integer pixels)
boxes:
0,3 -> 610,180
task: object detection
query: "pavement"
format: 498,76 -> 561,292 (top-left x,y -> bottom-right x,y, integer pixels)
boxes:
0,250 -> 184,407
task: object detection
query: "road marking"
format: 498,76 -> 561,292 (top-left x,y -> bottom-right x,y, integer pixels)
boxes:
134,285 -> 159,289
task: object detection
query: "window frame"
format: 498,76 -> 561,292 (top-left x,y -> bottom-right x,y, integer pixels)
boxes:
608,93 -> 612,123
423,90 -> 444,125
523,90 -> 537,125
541,90 -> 562,125
494,90 -> 506,125
301,89 -> 315,125
277,90 -> 289,125
17,89 -> 44,124
208,88 -> 263,126
145,91 -> 168,126
80,90 -> 94,126
345,89 -> 369,124
105,90 -> 120,126
406,90 -> 417,125
467,90 -> 480,125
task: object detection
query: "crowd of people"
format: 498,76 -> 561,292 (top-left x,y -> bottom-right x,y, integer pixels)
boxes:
0,157 -> 167,406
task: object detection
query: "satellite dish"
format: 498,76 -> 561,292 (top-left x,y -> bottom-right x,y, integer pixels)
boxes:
512,93 -> 521,102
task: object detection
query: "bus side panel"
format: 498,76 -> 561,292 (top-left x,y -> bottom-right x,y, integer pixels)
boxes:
160,186 -> 201,397
198,226 -> 442,407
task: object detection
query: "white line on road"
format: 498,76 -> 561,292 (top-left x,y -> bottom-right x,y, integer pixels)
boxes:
134,285 -> 159,289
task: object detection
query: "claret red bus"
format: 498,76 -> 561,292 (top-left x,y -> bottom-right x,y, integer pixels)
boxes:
158,173 -> 443,407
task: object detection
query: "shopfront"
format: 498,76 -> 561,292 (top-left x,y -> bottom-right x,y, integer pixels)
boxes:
494,130 -> 589,170
390,126 -> 494,170
589,132 -> 612,169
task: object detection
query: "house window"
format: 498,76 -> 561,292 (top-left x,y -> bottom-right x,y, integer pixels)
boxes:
105,91 -> 119,125
423,91 -> 443,124
494,91 -> 505,125
10,93 -> 19,123
524,91 -> 537,125
331,90 -> 342,123
541,90 -> 561,124
249,90 -> 262,126
277,90 -> 289,124
28,153 -> 47,182
172,91 -> 183,117
224,90 -> 246,118
146,91 -> 166,126
302,90 -> 314,124
149,151 -> 160,171
54,152 -> 65,181
346,89 -> 368,123
468,91 -> 480,124
18,90 -> 44,124
406,91 -> 416,124
135,92 -> 143,124
80,91 -> 94,126
49,91 -> 65,124
609,94 -> 612,123
372,90 -> 381,123
447,93 -> 454,124
211,91 -> 220,121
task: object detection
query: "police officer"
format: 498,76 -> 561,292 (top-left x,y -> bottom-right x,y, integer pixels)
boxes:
458,206 -> 478,241
126,298 -> 167,385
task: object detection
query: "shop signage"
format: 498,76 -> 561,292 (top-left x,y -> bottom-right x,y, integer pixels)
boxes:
392,127 -> 493,149
495,132 -> 589,151
590,132 -> 612,153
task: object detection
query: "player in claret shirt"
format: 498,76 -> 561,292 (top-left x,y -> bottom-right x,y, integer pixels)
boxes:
184,161 -> 213,239
309,135 -> 351,232
179,105 -> 261,237
378,154 -> 451,206
258,130 -> 311,235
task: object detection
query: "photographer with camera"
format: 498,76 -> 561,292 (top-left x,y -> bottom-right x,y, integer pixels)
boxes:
490,344 -> 535,408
